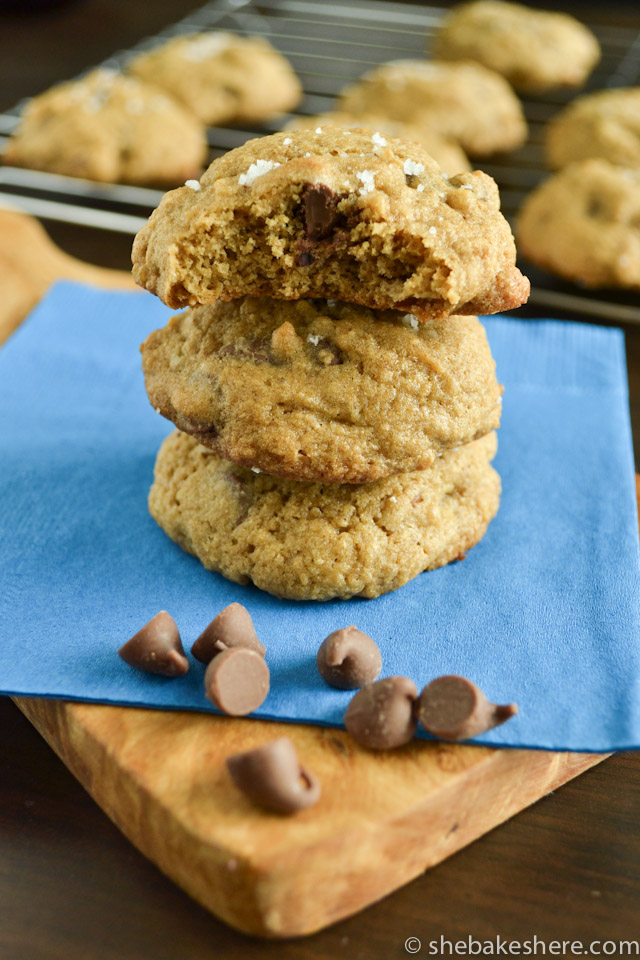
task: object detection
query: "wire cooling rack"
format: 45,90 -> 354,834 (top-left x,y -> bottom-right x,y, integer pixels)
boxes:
1,0 -> 639,323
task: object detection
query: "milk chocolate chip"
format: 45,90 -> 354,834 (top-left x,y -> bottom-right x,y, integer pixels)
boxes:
303,183 -> 343,242
118,611 -> 188,677
227,737 -> 320,814
418,675 -> 518,741
316,626 -> 382,690
344,676 -> 418,750
205,647 -> 270,716
192,602 -> 265,664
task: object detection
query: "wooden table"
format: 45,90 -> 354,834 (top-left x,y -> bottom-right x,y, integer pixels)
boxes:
1,2 -> 639,957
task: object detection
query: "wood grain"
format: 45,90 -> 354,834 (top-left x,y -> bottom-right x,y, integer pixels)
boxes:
13,698 -> 606,938
0,207 -> 135,345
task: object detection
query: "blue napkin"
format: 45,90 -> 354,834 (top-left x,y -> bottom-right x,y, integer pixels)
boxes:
1,282 -> 639,752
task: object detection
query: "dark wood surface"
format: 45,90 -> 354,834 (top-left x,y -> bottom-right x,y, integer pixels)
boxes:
1,2 -> 639,958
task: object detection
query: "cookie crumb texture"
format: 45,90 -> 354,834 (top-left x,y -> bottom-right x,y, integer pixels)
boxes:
132,129 -> 529,320
517,160 -> 640,290
2,69 -> 207,186
435,1 -> 600,93
128,32 -> 301,126
339,60 -> 527,157
141,299 -> 502,483
148,430 -> 500,601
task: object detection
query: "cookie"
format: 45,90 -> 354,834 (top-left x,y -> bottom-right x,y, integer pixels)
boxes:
546,89 -> 640,171
128,32 -> 301,126
141,298 -> 502,484
434,1 -> 600,93
132,128 -> 529,321
286,113 -> 470,176
2,68 -> 207,186
149,430 -> 501,601
516,160 -> 640,290
338,60 -> 527,157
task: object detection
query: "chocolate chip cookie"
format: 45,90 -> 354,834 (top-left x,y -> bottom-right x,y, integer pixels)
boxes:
434,1 -> 600,93
546,89 -> 640,171
286,113 -> 470,176
517,160 -> 640,289
338,61 -> 527,157
149,430 -> 501,601
141,298 -> 502,483
128,32 -> 301,126
132,128 -> 529,320
2,68 -> 207,186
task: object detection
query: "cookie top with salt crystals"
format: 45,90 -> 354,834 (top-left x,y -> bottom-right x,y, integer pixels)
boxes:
2,69 -> 207,187
132,128 -> 529,321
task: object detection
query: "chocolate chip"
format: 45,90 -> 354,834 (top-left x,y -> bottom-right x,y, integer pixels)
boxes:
227,737 -> 320,814
316,626 -> 382,690
303,184 -> 342,242
296,252 -> 315,267
217,337 -> 274,364
344,676 -> 418,750
192,602 -> 265,664
418,675 -> 518,741
118,611 -> 188,677
205,647 -> 270,716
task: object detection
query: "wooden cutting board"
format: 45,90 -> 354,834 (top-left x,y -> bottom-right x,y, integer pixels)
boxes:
1,208 -> 611,938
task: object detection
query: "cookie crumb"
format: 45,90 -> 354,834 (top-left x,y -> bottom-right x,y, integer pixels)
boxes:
238,159 -> 281,186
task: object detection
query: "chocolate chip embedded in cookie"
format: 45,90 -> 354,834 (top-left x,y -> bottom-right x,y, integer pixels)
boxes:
2,69 -> 207,186
546,89 -> 640,171
141,298 -> 502,483
286,112 -> 471,176
517,160 -> 640,290
132,128 -> 529,320
148,430 -> 501,601
435,1 -> 600,93
128,32 -> 301,126
339,61 -> 527,158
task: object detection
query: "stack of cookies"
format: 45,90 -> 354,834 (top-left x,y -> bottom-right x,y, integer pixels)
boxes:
133,128 -> 529,601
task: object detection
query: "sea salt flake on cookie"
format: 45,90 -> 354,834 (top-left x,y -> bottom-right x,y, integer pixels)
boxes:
238,159 -> 281,186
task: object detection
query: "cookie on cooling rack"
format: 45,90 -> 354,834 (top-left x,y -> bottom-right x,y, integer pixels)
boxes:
546,88 -> 640,171
517,160 -> 640,290
128,32 -> 301,126
141,297 -> 502,484
132,128 -> 529,320
2,68 -> 207,186
149,430 -> 501,601
434,1 -> 600,93
338,60 -> 527,157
